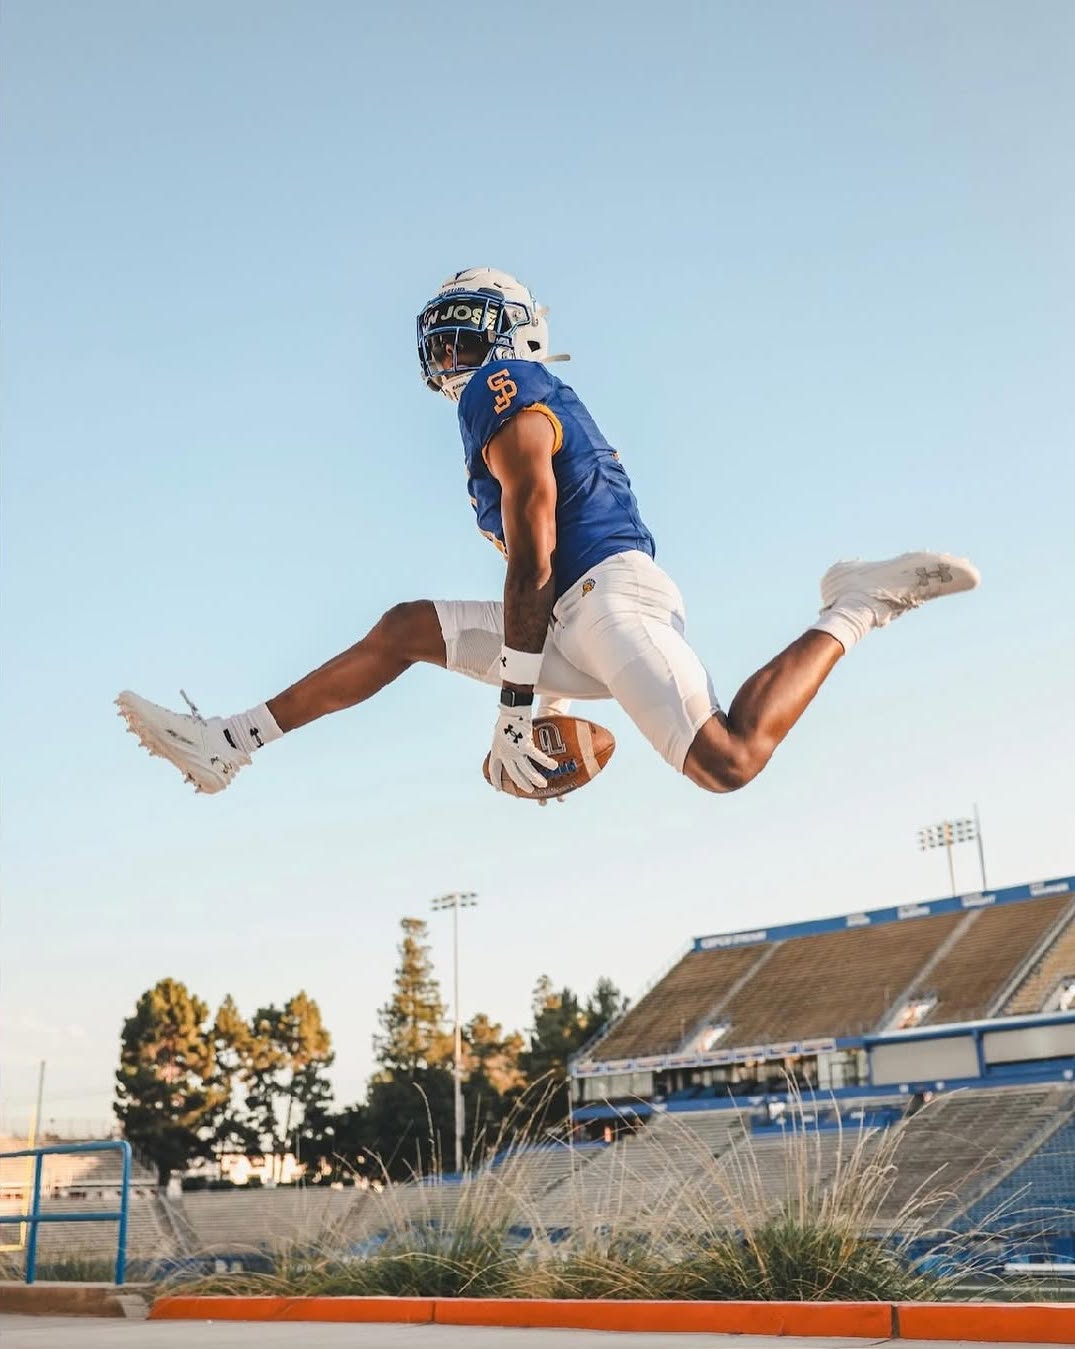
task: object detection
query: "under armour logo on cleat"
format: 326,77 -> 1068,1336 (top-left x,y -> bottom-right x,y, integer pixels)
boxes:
223,728 -> 238,750
915,564 -> 953,586
250,727 -> 263,748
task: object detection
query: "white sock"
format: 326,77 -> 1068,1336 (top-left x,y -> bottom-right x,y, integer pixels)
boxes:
537,696 -> 573,718
811,604 -> 874,653
221,703 -> 283,754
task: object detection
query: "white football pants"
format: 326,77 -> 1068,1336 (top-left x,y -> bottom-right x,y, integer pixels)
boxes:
434,549 -> 720,771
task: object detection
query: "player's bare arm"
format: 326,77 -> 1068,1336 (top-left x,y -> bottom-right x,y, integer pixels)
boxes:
482,409 -> 561,794
487,409 -> 558,667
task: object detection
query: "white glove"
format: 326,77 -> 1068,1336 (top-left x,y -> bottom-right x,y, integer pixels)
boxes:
488,704 -> 558,794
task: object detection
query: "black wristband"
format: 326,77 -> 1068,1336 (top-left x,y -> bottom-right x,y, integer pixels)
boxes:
500,687 -> 535,709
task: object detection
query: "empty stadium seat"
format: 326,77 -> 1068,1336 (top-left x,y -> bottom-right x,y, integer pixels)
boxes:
1005,909 -> 1075,1015
915,896 -> 1074,1025
872,1085 -> 1075,1227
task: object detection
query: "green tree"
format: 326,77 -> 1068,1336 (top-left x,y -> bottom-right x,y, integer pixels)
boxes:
586,976 -> 628,1036
114,978 -> 223,1184
526,977 -> 584,1089
244,992 -> 335,1178
297,1101 -> 375,1184
524,975 -> 626,1119
374,918 -> 447,1073
364,918 -> 455,1176
365,1069 -> 455,1179
207,994 -> 259,1156
464,1012 -> 526,1096
457,1012 -> 528,1148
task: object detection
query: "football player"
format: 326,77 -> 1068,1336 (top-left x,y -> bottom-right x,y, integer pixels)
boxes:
117,268 -> 979,797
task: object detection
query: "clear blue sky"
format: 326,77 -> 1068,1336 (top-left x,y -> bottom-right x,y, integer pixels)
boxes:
2,1 -> 1072,1134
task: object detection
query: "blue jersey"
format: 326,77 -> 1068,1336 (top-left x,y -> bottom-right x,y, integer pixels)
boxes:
457,361 -> 656,599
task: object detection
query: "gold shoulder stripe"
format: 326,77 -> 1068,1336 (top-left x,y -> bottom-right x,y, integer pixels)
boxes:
481,403 -> 565,467
527,402 -> 564,454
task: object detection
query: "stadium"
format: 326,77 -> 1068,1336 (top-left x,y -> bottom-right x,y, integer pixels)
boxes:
4,872 -> 1074,1294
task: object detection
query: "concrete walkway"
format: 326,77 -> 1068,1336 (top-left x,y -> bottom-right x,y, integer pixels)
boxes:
3,1316 -> 1072,1349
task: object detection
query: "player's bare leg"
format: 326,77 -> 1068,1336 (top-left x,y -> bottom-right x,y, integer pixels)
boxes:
116,601 -> 448,793
268,601 -> 446,732
684,631 -> 841,792
683,549 -> 981,794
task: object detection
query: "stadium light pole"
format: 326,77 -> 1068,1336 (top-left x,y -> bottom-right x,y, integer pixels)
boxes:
431,891 -> 478,1175
916,815 -> 987,894
973,803 -> 988,889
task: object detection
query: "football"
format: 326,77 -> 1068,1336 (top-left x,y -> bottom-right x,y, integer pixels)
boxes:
483,714 -> 616,801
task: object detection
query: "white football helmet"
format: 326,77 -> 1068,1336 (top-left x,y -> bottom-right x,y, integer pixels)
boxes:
417,267 -> 566,402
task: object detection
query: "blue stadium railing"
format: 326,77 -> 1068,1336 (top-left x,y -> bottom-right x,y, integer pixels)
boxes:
0,1140 -> 132,1285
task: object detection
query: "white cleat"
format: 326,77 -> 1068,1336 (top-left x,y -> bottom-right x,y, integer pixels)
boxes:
115,689 -> 250,794
820,550 -> 981,630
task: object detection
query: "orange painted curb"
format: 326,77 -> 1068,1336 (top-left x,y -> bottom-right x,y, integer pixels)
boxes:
898,1301 -> 1075,1343
148,1294 -> 1075,1341
435,1297 -> 892,1336
149,1295 -> 434,1323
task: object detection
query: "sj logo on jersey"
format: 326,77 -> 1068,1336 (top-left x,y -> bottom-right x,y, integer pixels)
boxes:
487,369 -> 518,415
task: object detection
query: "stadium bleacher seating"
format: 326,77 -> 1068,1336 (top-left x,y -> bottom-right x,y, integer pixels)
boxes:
595,912 -> 965,1059
912,895 -> 1073,1025
716,916 -> 966,1042
179,1187 -> 356,1253
320,1085 -> 1075,1246
872,1085 -> 1074,1226
587,893 -> 1075,1064
534,1086 -> 1075,1238
1005,909 -> 1075,1015
959,1113 -> 1075,1232
489,1142 -> 604,1194
595,944 -> 766,1059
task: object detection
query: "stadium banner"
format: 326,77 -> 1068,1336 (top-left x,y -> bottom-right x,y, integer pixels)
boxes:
573,1037 -> 839,1078
690,876 -> 1073,953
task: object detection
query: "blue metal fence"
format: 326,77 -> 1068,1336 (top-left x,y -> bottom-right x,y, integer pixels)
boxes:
0,1140 -> 132,1285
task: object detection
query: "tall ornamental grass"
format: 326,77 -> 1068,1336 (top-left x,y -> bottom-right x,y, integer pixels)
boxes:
170,1086 -> 1023,1302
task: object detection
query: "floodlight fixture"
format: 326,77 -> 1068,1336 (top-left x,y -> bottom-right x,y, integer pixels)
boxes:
915,806 -> 988,894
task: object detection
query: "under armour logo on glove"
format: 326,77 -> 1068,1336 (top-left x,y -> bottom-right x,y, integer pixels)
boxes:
487,704 -> 557,794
